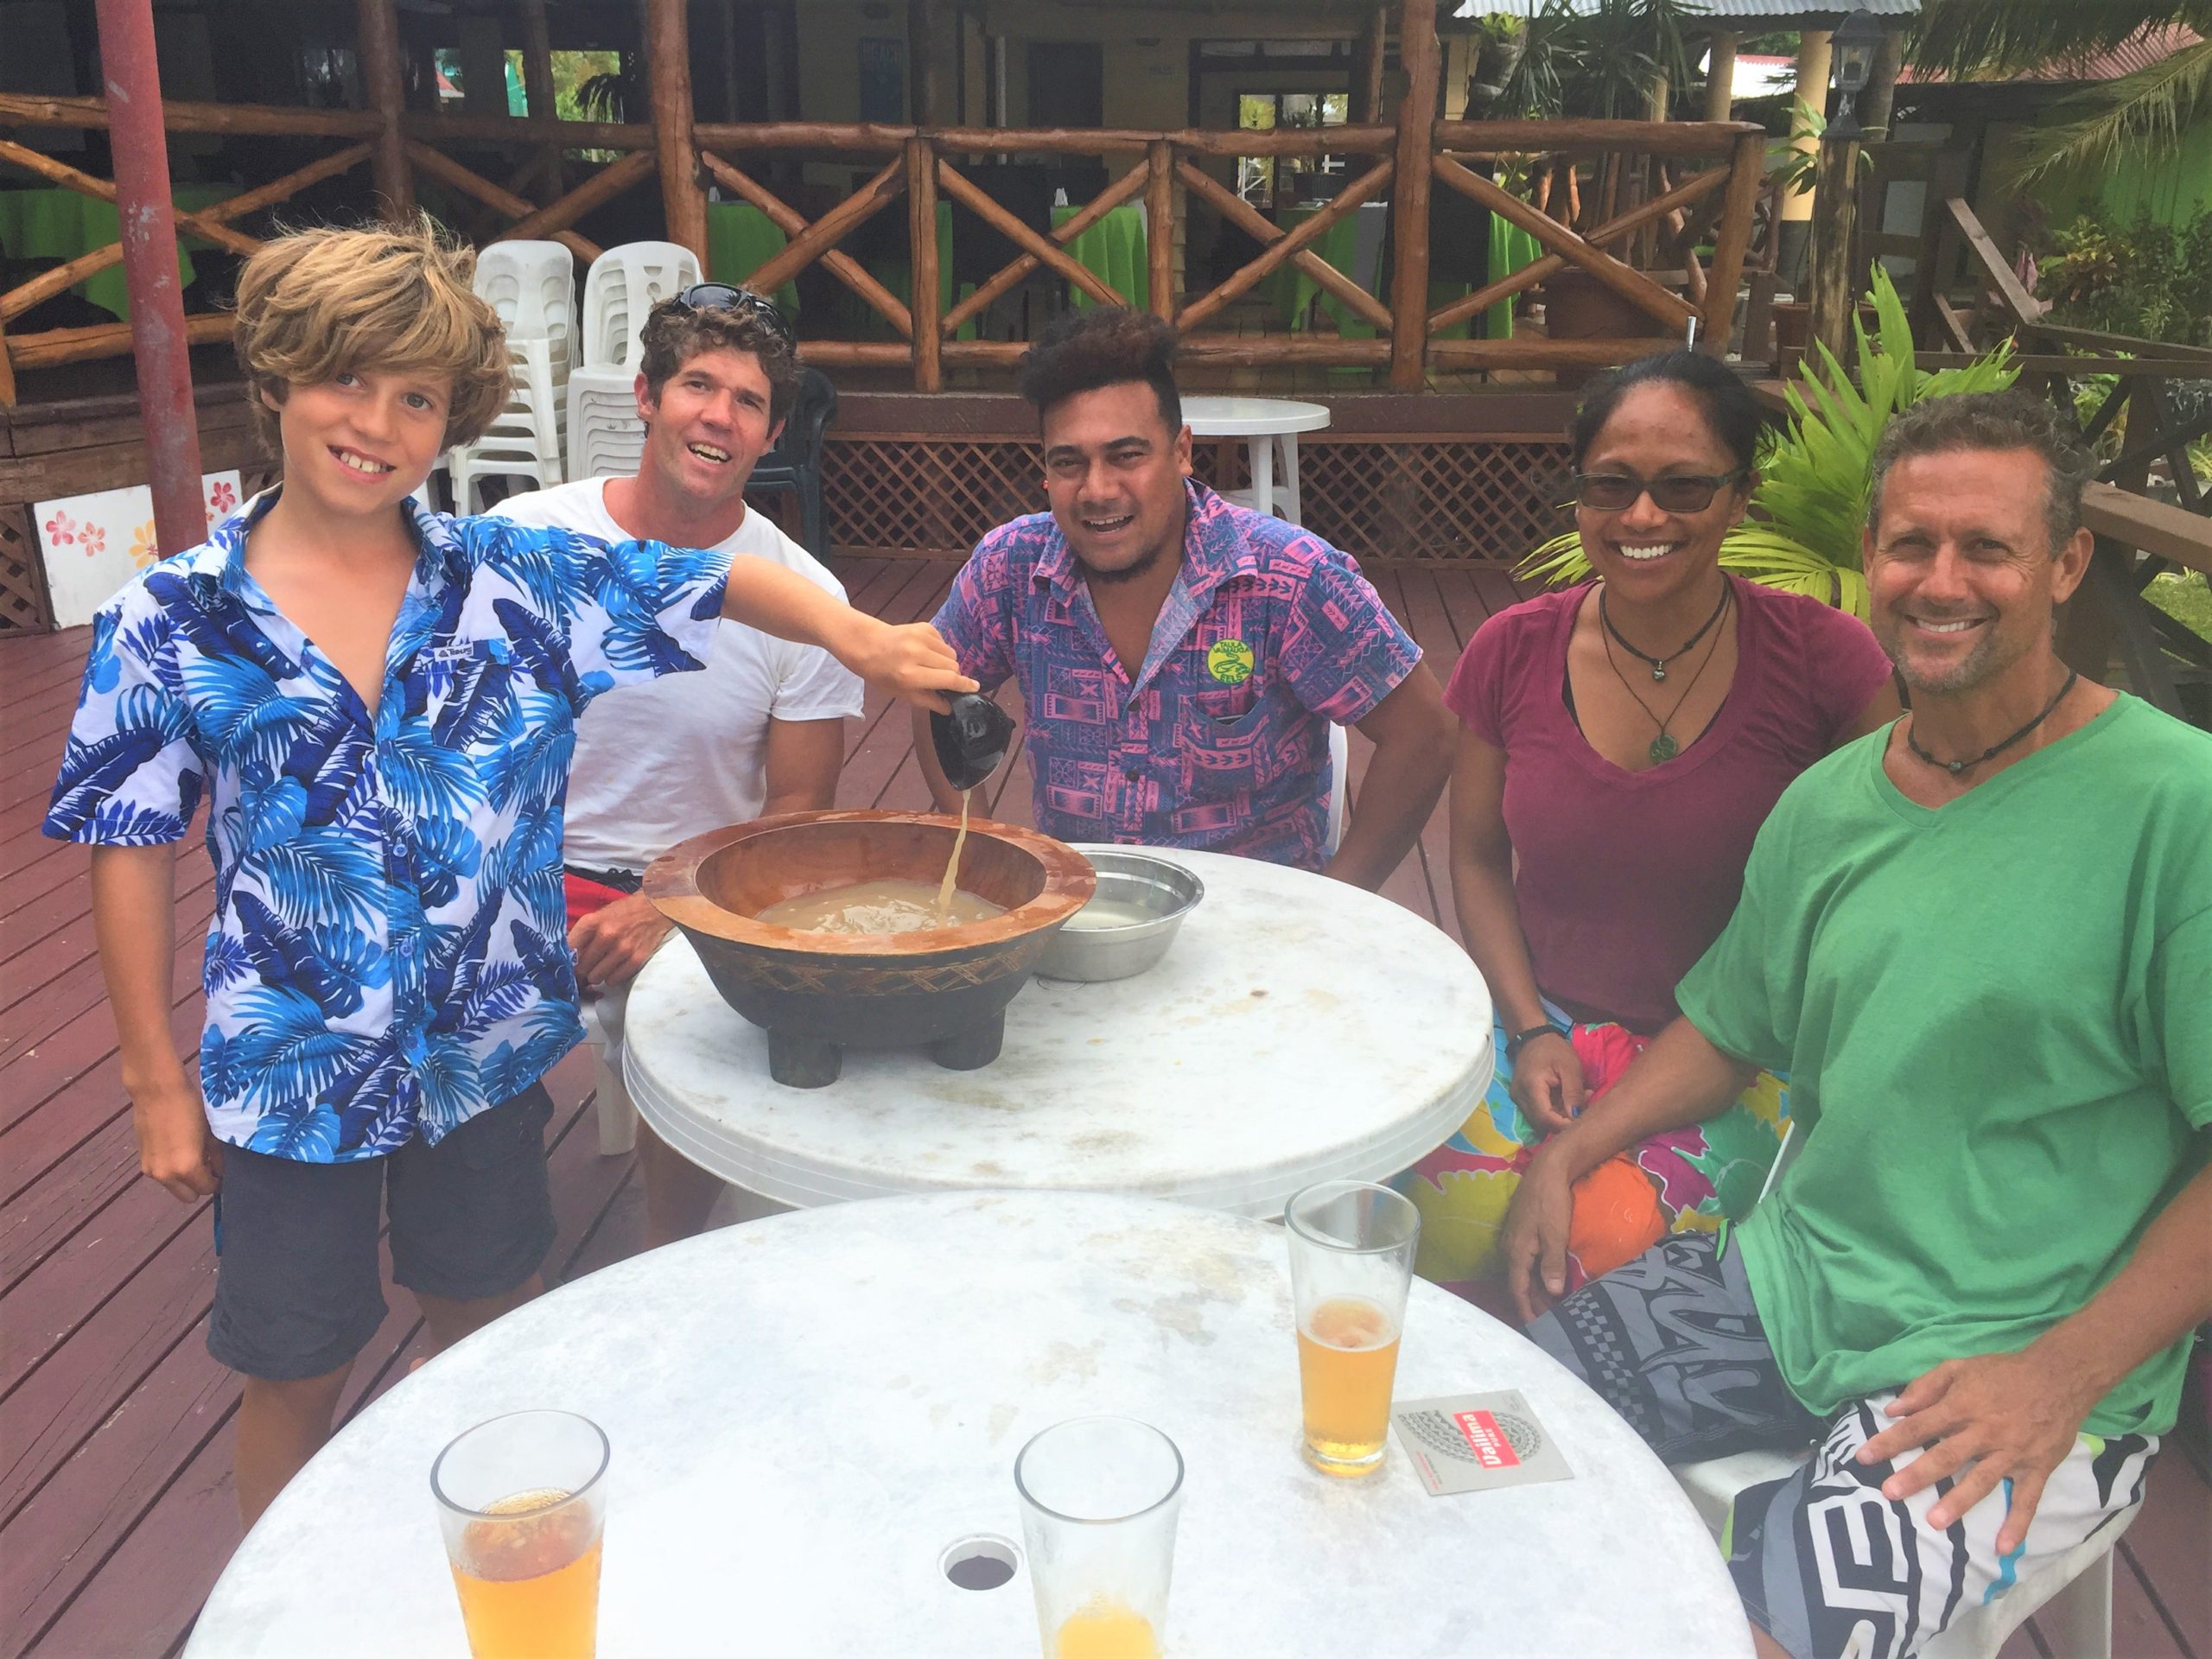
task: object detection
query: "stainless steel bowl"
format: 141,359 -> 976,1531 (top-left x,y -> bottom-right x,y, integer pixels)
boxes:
1034,851 -> 1205,982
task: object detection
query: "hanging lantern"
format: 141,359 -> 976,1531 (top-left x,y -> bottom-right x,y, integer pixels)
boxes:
1827,8 -> 1885,140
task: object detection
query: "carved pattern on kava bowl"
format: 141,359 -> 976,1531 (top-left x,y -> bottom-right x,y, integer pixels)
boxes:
644,810 -> 1096,1088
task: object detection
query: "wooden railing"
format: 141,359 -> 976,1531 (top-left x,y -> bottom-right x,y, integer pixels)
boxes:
2069,483 -> 2212,725
0,92 -> 671,401
1,86 -> 1766,401
678,116 -> 1764,388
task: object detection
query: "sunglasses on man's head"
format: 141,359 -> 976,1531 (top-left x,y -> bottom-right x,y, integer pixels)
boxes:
674,283 -> 795,348
1569,471 -> 1745,513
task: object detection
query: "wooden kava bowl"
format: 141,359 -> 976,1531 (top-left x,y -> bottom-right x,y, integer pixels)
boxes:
644,810 -> 1096,1088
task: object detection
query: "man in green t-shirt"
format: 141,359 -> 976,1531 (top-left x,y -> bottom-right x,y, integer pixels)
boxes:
1501,391 -> 2210,1659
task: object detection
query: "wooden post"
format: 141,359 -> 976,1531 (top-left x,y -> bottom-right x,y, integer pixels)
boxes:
91,0 -> 206,556
457,13 -> 505,119
1352,7 -> 1388,125
1389,0 -> 1438,390
1147,138 -> 1175,321
520,0 -> 561,201
1806,133 -> 1859,377
1705,32 -> 1737,123
909,0 -> 941,127
357,0 -> 413,219
1700,130 -> 1766,355
907,136 -> 942,391
645,0 -> 706,263
1862,28 -> 1904,139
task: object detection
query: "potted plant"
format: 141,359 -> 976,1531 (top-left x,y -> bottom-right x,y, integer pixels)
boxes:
1518,267 -> 2022,616
1473,0 -> 1702,373
1468,16 -> 1528,111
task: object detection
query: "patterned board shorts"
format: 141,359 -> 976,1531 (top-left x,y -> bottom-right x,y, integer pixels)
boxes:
1528,1232 -> 2158,1659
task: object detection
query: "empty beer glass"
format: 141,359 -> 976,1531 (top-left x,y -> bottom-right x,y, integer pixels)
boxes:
1285,1179 -> 1420,1476
1014,1416 -> 1185,1659
433,1409 -> 610,1659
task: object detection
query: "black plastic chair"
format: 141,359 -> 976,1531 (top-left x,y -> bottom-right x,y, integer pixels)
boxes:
750,367 -> 838,555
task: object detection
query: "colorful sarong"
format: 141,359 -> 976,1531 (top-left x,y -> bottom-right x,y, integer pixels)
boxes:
1392,1002 -> 1789,1302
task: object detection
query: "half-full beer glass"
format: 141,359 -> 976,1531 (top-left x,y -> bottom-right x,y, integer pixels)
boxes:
1285,1180 -> 1420,1476
1014,1416 -> 1185,1659
433,1409 -> 609,1659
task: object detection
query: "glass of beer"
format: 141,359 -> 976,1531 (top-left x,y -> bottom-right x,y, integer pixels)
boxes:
1285,1179 -> 1420,1477
433,1409 -> 610,1659
1014,1416 -> 1185,1659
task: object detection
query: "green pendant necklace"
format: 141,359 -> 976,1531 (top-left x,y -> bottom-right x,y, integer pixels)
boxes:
1600,585 -> 1732,764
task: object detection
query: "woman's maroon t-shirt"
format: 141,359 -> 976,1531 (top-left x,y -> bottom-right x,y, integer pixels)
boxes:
1446,575 -> 1892,1033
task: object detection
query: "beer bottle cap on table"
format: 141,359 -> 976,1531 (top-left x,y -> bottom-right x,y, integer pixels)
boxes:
931,693 -> 1016,792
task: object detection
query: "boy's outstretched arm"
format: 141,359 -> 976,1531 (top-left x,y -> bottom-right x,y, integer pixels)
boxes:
721,555 -> 975,712
90,845 -> 221,1203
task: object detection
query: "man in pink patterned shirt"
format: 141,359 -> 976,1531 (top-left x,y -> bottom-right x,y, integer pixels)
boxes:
913,309 -> 1452,884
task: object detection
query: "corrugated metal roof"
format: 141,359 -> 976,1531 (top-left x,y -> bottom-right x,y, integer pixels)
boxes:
1896,23 -> 2203,86
2029,22 -> 2202,83
1459,1 -> 1920,17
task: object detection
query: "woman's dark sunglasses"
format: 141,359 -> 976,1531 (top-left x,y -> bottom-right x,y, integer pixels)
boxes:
675,282 -> 795,347
1571,471 -> 1745,513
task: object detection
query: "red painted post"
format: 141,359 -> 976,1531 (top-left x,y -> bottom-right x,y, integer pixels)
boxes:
93,0 -> 206,558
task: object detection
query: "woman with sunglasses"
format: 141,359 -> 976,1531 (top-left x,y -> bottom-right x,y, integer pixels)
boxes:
1395,351 -> 1900,1315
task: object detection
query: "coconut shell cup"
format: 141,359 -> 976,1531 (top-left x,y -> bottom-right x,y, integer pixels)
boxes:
643,810 -> 1096,1088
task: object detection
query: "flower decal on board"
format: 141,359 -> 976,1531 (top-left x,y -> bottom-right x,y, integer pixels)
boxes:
206,480 -> 238,521
43,511 -> 77,547
79,524 -> 106,557
129,522 -> 161,568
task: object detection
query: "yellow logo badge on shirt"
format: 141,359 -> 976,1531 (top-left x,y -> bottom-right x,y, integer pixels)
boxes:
1207,639 -> 1255,686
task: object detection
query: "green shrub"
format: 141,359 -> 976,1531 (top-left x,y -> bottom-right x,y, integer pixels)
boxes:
2037,209 -> 2212,347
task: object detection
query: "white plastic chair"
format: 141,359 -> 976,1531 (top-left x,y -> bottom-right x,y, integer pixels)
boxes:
1669,1123 -> 2139,1659
476,240 -> 576,371
1674,1449 -> 2137,1659
581,241 -> 700,370
448,336 -> 565,512
580,988 -> 637,1157
565,364 -> 646,480
1326,721 -> 1350,856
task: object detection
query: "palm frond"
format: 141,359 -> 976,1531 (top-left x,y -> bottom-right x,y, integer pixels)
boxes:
1908,0 -> 2212,79
2002,40 -> 2212,181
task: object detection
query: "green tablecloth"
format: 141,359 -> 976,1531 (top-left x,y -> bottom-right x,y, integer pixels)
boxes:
0,184 -> 229,321
1052,202 -> 1147,312
1267,203 -> 1363,334
1486,215 -> 1545,341
705,201 -> 799,318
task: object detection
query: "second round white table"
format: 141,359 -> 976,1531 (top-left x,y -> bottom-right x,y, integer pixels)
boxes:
188,1192 -> 1753,1658
1182,394 -> 1331,524
623,847 -> 1492,1217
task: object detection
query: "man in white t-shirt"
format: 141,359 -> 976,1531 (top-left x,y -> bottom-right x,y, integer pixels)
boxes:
495,284 -> 860,1245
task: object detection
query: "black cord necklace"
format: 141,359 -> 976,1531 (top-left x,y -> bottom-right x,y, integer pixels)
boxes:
1601,579 -> 1732,682
1600,585 -> 1732,764
1904,670 -> 2080,777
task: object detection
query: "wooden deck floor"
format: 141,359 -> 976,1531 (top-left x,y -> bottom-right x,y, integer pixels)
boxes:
1,561 -> 2204,1658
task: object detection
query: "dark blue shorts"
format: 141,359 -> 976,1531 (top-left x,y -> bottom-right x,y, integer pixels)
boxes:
206,1084 -> 556,1381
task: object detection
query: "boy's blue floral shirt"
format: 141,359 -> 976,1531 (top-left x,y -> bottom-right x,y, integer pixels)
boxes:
44,493 -> 729,1162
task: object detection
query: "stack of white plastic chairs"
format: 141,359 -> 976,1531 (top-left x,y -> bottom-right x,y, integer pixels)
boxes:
446,240 -> 576,513
566,241 -> 702,480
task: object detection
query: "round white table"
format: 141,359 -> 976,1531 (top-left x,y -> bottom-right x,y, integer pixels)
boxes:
1182,395 -> 1331,524
623,847 -> 1492,1217
189,1192 -> 1752,1659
